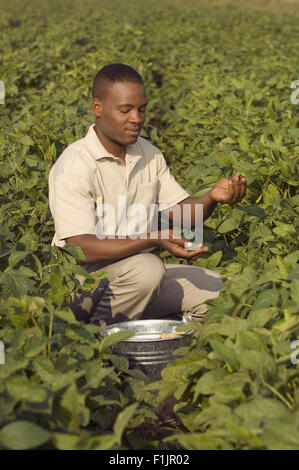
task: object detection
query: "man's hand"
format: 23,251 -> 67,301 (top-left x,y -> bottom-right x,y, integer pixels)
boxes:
154,229 -> 208,262
209,172 -> 247,204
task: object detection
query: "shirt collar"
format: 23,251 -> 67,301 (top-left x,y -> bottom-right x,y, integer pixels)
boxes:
84,124 -> 142,161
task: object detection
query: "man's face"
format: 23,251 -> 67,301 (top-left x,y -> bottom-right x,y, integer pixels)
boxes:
93,81 -> 147,148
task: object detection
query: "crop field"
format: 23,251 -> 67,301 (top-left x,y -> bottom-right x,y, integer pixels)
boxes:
0,0 -> 299,451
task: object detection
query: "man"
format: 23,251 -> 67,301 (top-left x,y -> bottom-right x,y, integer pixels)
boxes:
48,63 -> 246,327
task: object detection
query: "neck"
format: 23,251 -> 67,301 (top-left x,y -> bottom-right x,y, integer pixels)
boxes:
94,123 -> 126,160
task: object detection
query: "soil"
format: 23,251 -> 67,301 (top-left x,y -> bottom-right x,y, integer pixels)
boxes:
135,395 -> 184,450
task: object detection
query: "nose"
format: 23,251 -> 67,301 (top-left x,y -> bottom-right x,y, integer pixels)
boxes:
128,109 -> 145,126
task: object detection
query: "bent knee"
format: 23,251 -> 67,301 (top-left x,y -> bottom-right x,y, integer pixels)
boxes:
130,253 -> 166,291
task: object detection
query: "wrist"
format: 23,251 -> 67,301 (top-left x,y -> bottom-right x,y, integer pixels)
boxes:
143,232 -> 159,248
206,189 -> 218,205
149,232 -> 161,248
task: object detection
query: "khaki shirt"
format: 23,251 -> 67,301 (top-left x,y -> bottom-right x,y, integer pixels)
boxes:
48,124 -> 190,247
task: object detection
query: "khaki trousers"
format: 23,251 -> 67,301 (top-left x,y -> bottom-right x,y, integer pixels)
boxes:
70,253 -> 223,327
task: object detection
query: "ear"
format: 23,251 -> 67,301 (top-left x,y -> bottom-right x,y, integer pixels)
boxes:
92,97 -> 103,118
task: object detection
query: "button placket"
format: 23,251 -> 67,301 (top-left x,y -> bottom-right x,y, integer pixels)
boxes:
125,159 -> 132,189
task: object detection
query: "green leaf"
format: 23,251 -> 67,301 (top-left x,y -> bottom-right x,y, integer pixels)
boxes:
251,289 -> 274,311
34,357 -> 84,391
87,434 -> 118,450
179,404 -> 232,432
65,325 -> 97,344
263,184 -> 281,206
82,367 -> 115,390
54,308 -> 80,325
217,217 -> 240,233
237,205 -> 266,218
0,358 -> 30,380
248,308 -> 277,327
290,279 -> 299,303
61,243 -> 86,260
156,381 -> 178,404
238,349 -> 277,380
24,336 -> 50,358
235,398 -> 288,428
0,396 -> 18,426
239,135 -> 249,153
276,316 -> 299,333
209,340 -> 240,370
216,316 -> 248,337
6,376 -> 48,403
98,330 -> 134,353
60,384 -> 80,433
276,256 -> 289,279
263,418 -> 299,450
273,222 -> 295,238
193,368 -> 227,399
113,403 -> 139,445
236,330 -> 266,351
212,380 -> 246,403
73,344 -> 94,360
206,251 -> 222,269
110,355 -> 129,371
52,433 -> 80,450
0,421 -> 51,450
8,250 -> 29,267
165,432 -> 229,450
0,269 -> 32,296
20,135 -> 35,146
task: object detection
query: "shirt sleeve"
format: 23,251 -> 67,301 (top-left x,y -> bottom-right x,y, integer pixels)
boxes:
49,171 -> 97,241
156,153 -> 190,211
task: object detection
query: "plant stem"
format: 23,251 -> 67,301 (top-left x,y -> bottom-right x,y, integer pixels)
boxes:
31,315 -> 44,337
263,381 -> 292,409
48,309 -> 54,359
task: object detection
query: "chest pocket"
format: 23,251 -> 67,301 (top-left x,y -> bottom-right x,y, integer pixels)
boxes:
125,181 -> 158,235
137,181 -> 157,206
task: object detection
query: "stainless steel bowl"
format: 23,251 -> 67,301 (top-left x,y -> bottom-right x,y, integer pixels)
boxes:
101,319 -> 194,381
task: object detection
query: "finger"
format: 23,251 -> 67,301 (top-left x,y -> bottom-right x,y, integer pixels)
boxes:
172,237 -> 195,248
229,179 -> 238,203
233,172 -> 241,183
227,179 -> 235,202
231,174 -> 243,202
169,231 -> 198,248
234,176 -> 246,202
239,177 -> 247,201
185,246 -> 209,259
184,241 -> 195,250
233,181 -> 242,202
159,230 -> 190,247
162,240 -> 208,258
172,245 -> 208,259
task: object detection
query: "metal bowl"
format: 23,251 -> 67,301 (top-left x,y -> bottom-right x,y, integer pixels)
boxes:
101,319 -> 194,380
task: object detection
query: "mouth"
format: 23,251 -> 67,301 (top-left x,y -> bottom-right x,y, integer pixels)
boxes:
126,128 -> 140,136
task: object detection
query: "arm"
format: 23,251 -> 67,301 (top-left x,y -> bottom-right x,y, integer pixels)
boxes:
66,233 -> 157,264
66,230 -> 209,265
178,192 -> 217,225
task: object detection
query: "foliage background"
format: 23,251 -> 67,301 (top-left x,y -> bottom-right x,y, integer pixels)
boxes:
0,0 -> 298,450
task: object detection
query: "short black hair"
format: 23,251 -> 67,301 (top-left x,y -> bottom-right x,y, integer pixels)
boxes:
92,63 -> 144,99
